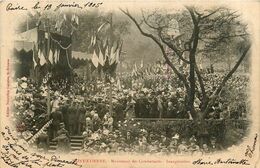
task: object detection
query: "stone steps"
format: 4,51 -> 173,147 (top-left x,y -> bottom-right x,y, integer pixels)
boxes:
49,136 -> 84,152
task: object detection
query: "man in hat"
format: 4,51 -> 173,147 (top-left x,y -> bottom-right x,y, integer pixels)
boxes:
60,100 -> 70,132
201,143 -> 210,154
77,102 -> 86,135
188,136 -> 200,155
36,130 -> 49,153
51,122 -> 70,153
67,102 -> 78,135
96,98 -> 107,120
125,131 -> 133,145
92,113 -> 101,131
148,93 -> 159,118
49,110 -> 63,139
57,122 -> 70,138
159,134 -> 169,148
166,101 -> 176,118
135,92 -> 149,118
209,136 -> 223,153
53,132 -> 70,153
177,139 -> 188,155
176,98 -> 186,118
195,119 -> 209,147
168,134 -> 179,153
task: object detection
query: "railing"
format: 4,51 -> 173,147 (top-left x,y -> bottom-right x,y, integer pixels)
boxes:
28,119 -> 53,144
132,118 -> 249,129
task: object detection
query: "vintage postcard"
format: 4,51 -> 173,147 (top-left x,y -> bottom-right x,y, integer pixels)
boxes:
0,0 -> 259,168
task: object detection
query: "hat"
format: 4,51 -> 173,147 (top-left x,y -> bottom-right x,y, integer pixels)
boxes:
172,134 -> 180,140
21,77 -> 27,81
189,135 -> 197,142
194,103 -> 199,108
59,123 -> 65,127
210,136 -> 217,141
20,82 -> 28,89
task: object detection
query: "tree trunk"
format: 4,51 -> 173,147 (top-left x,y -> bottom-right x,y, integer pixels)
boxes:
187,10 -> 200,119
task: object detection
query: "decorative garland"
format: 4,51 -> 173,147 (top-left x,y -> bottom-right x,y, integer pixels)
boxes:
49,34 -> 73,69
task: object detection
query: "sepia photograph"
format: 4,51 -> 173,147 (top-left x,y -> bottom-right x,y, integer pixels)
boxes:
0,1 -> 259,168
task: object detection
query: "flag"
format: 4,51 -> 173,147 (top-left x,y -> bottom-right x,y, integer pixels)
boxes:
97,22 -> 107,32
140,59 -> 143,68
103,38 -> 107,49
104,46 -> 109,62
91,50 -> 99,68
38,50 -> 46,66
48,49 -> 53,64
57,49 -> 60,63
92,35 -> 96,46
116,78 -> 122,90
117,42 -> 123,63
90,36 -> 93,47
54,49 -> 60,64
109,48 -> 116,65
98,49 -> 104,66
116,42 -> 123,64
55,21 -> 59,30
71,14 -> 75,22
52,48 -> 56,64
33,49 -> 37,68
115,49 -> 120,64
109,52 -> 116,65
110,45 -> 115,54
32,44 -> 39,68
134,63 -> 138,72
75,15 -> 79,25
132,63 -> 138,77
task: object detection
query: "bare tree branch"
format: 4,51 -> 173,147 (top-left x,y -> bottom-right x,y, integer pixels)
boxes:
120,8 -> 190,90
141,10 -> 161,30
203,44 -> 251,116
202,33 -> 249,41
201,7 -> 223,19
158,31 -> 190,64
141,10 -> 190,64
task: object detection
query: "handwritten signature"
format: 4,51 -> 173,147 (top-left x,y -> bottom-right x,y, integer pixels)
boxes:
245,133 -> 258,158
192,158 -> 250,165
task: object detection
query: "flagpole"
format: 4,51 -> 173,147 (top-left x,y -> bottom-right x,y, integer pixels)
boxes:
109,79 -> 113,115
47,19 -> 51,118
26,14 -> 29,31
109,13 -> 113,115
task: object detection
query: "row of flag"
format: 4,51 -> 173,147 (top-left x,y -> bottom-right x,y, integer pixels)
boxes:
89,21 -> 123,74
33,42 -> 61,68
131,61 -> 170,78
91,45 -> 121,68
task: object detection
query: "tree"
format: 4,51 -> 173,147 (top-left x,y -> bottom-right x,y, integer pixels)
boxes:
121,6 -> 251,122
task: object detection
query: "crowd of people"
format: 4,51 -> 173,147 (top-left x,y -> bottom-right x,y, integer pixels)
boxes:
13,65 -> 249,154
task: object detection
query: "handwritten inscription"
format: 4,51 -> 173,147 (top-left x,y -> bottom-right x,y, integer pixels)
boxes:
6,1 -> 103,11
1,126 -> 82,168
245,133 -> 258,158
193,158 -> 250,165
6,3 -> 27,11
